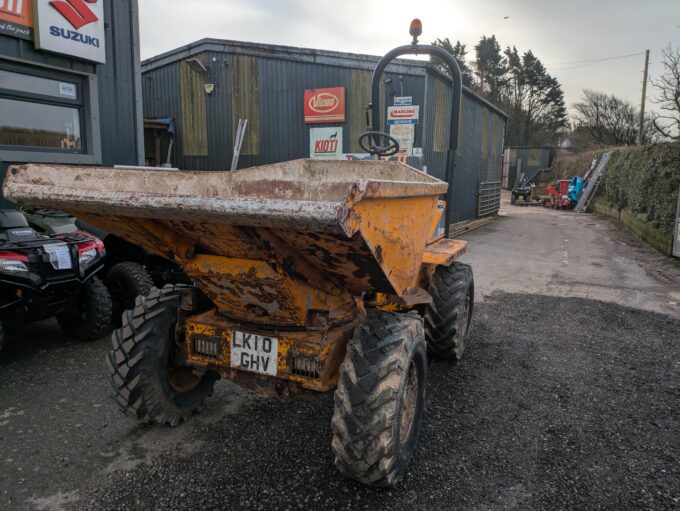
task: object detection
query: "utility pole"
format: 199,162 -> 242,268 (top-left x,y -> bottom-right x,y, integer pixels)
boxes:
638,49 -> 650,146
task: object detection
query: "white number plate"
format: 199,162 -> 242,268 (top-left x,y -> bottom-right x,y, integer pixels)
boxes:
44,243 -> 72,270
231,331 -> 278,376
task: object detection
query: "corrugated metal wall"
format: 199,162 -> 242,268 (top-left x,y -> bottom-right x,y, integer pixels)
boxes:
422,70 -> 506,222
143,52 -> 425,170
95,0 -> 144,167
142,41 -> 507,225
502,147 -> 553,189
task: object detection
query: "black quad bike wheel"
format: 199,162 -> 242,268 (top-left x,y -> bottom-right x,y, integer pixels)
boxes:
106,286 -> 217,426
424,262 -> 474,360
331,310 -> 427,487
104,261 -> 154,327
57,277 -> 112,340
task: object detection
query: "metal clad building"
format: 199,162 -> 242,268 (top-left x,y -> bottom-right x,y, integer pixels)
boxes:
502,147 -> 553,189
0,0 -> 143,206
142,39 -> 507,227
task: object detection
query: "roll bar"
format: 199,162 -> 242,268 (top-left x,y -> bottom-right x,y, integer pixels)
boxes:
369,25 -> 463,237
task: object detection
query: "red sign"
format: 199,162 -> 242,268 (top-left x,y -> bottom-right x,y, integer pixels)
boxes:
50,0 -> 99,30
304,87 -> 345,124
0,0 -> 34,40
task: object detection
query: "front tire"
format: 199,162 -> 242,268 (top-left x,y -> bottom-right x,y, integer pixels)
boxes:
106,286 -> 217,426
424,262 -> 474,360
104,261 -> 154,327
331,310 -> 427,487
57,277 -> 112,340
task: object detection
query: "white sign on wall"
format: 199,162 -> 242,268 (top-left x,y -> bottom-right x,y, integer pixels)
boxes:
394,96 -> 413,106
389,124 -> 415,155
34,0 -> 106,63
387,105 -> 420,125
310,127 -> 343,160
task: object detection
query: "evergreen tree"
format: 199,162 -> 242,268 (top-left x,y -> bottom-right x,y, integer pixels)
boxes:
429,34 -> 568,146
474,35 -> 507,102
430,37 -> 474,87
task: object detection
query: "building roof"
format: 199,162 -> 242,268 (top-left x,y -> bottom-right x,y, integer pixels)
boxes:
141,38 -> 508,119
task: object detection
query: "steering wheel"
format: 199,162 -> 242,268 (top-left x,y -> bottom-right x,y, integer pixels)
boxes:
358,131 -> 400,157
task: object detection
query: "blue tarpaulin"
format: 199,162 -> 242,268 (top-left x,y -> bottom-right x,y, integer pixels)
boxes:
568,176 -> 584,203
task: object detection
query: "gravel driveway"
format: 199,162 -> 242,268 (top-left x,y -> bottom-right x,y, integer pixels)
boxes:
2,292 -> 675,510
1,203 -> 678,510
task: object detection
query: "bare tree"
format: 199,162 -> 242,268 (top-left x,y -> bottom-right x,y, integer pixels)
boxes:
650,44 -> 680,141
572,89 -> 659,146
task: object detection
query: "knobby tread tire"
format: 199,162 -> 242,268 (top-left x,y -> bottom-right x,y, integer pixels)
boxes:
424,262 -> 474,360
105,285 -> 216,427
105,261 -> 154,327
331,310 -> 427,487
57,276 -> 112,341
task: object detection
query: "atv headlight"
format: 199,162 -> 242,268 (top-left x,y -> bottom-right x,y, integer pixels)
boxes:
0,259 -> 29,273
78,248 -> 98,267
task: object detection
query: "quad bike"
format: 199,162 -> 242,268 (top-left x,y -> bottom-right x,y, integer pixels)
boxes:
26,208 -> 190,326
0,209 -> 111,348
3,20 -> 476,487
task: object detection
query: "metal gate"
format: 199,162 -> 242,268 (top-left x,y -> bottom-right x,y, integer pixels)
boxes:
478,181 -> 501,217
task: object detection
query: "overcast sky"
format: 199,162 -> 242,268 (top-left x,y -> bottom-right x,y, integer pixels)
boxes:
139,0 -> 679,113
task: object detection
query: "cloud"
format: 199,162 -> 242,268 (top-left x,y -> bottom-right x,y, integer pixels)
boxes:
139,0 -> 679,113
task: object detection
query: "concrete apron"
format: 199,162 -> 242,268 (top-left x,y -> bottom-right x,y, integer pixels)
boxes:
459,199 -> 680,319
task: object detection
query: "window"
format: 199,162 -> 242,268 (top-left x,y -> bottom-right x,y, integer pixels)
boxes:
0,67 -> 84,152
0,70 -> 79,100
0,98 -> 82,150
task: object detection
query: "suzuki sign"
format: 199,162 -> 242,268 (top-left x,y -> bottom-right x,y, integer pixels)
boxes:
304,87 -> 345,124
34,0 -> 106,63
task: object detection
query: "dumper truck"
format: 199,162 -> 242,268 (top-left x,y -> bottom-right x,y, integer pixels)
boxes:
2,20 -> 475,487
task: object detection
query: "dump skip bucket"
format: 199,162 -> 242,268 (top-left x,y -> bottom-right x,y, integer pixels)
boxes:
4,159 -> 448,297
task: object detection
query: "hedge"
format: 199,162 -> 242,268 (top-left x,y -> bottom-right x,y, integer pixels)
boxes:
551,144 -> 680,237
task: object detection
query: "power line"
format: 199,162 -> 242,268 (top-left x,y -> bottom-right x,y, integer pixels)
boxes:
548,52 -> 645,65
547,51 -> 646,70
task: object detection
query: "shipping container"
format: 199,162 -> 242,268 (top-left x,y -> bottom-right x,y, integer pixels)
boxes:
141,39 -> 507,228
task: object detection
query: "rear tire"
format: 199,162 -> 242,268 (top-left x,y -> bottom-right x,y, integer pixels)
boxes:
106,286 -> 217,426
331,310 -> 427,487
57,277 -> 112,340
424,262 -> 474,360
104,261 -> 154,327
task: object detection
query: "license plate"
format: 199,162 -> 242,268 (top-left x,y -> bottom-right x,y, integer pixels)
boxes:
231,331 -> 278,376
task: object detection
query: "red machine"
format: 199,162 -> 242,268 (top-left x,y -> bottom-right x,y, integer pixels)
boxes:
543,179 -> 572,209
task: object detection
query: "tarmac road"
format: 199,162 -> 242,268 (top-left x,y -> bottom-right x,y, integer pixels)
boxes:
0,202 -> 678,510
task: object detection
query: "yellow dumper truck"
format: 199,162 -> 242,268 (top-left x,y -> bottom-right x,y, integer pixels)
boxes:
2,21 -> 475,486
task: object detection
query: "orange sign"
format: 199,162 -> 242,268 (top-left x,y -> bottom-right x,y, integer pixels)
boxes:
0,0 -> 34,40
304,87 -> 345,124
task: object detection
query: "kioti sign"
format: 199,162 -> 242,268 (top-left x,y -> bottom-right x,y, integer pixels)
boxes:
34,0 -> 106,63
310,127 -> 343,160
304,87 -> 345,124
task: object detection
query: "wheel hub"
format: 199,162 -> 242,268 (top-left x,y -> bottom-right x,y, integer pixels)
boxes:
167,365 -> 201,393
399,360 -> 418,444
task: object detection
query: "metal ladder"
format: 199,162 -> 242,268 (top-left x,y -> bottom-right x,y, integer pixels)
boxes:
575,151 -> 612,213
